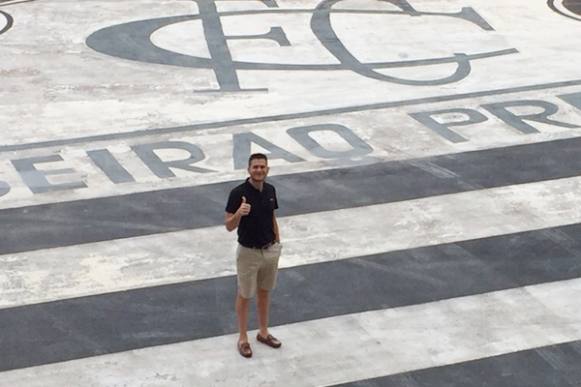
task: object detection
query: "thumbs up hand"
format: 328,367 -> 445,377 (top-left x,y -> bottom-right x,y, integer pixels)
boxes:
238,196 -> 251,217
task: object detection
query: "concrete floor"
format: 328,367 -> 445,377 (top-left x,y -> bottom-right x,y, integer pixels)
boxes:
1,0 -> 581,385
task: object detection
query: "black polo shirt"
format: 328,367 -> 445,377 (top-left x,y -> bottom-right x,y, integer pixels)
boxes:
225,178 -> 278,248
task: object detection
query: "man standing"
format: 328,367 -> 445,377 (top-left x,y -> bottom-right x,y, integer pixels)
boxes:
225,153 -> 283,358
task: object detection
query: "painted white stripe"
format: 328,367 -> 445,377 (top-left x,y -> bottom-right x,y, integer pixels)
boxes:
2,175 -> 581,309
1,277 -> 580,386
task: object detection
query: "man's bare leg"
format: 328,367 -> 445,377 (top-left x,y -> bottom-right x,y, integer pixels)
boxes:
236,292 -> 251,343
257,288 -> 270,338
256,288 -> 281,347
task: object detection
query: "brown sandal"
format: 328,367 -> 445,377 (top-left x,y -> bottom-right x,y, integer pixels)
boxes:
237,341 -> 252,358
256,333 -> 282,348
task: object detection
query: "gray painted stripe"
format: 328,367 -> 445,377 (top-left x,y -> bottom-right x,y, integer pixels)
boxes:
334,340 -> 581,387
3,136 -> 581,255
1,78 -> 580,152
1,222 -> 581,371
2,278 -> 579,386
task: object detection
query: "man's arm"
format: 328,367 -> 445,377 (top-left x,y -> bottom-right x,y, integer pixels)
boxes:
225,211 -> 241,232
225,196 -> 250,231
273,212 -> 280,242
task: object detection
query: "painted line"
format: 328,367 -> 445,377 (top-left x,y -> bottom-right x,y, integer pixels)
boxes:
1,78 -> 580,152
548,0 -> 581,22
3,135 -> 581,255
3,174 -> 581,309
1,213 -> 581,370
0,0 -> 37,7
334,340 -> 581,387
1,278 -> 580,385
0,10 -> 12,34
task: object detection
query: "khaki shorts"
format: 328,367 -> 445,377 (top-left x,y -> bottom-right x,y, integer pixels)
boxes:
236,242 -> 282,299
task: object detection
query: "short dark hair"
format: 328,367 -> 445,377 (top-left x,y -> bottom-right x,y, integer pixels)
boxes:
248,153 -> 268,166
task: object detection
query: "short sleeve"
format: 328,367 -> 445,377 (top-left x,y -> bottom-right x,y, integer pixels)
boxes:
225,189 -> 241,214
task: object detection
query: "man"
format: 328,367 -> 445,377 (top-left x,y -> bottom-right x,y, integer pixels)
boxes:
225,153 -> 283,358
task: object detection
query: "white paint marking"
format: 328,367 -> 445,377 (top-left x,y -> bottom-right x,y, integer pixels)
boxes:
2,175 -> 581,308
1,278 -> 580,386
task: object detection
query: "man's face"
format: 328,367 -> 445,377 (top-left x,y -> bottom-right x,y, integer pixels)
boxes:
248,159 -> 269,182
